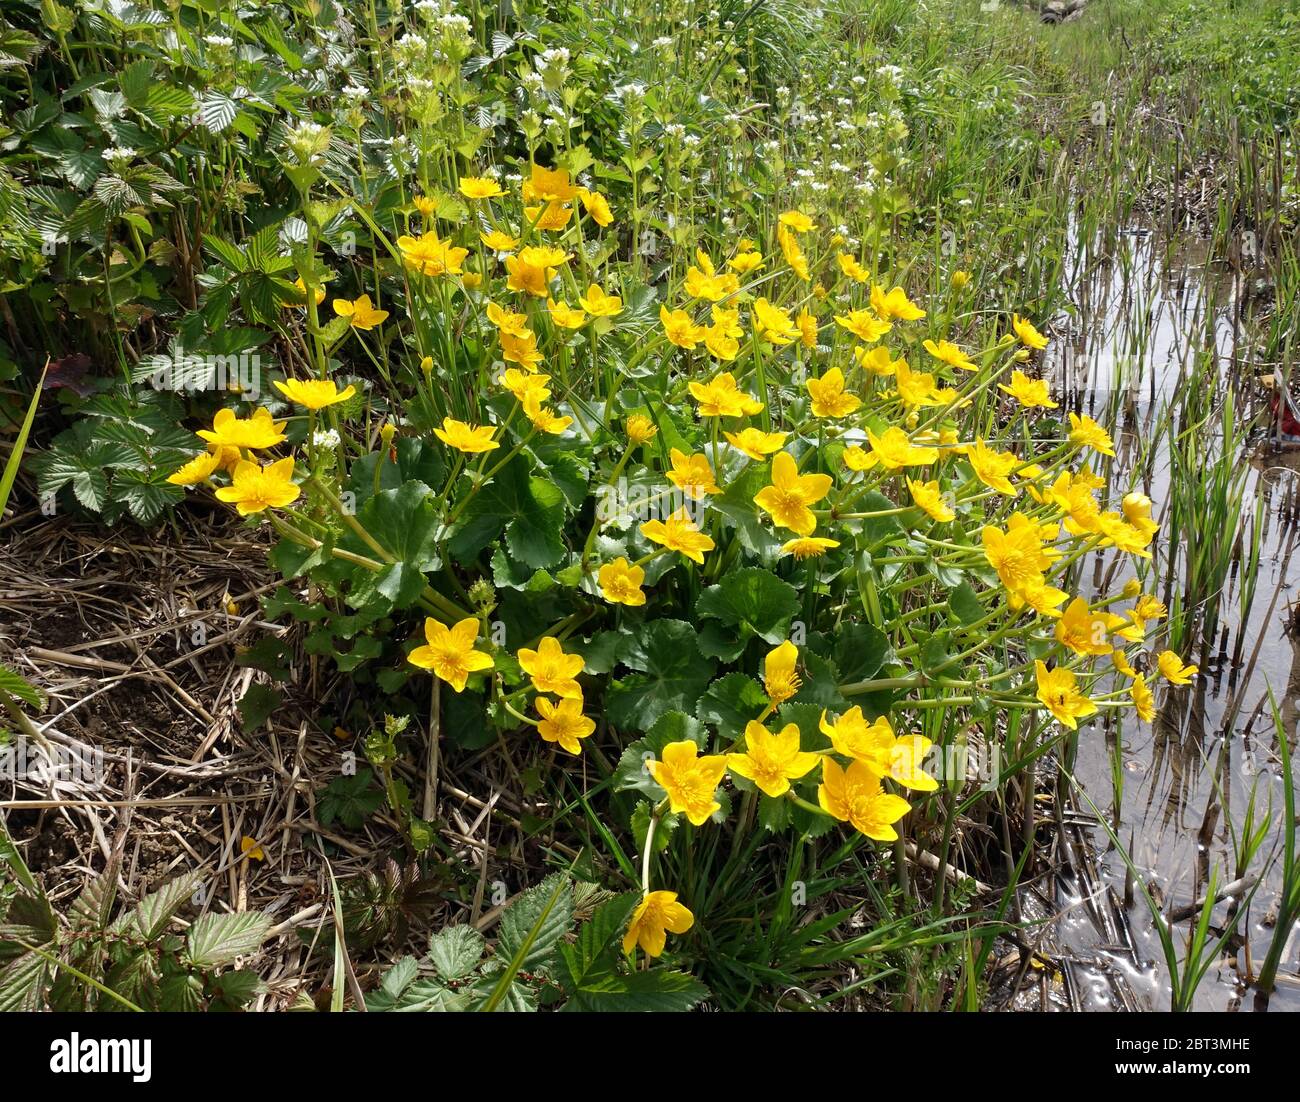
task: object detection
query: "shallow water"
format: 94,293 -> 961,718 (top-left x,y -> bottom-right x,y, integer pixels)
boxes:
1047,226 -> 1300,1011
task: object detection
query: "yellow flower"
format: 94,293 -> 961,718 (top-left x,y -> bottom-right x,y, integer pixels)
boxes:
1054,597 -> 1116,656
982,513 -> 1060,594
1157,650 -> 1198,685
640,507 -> 715,564
728,250 -> 765,274
486,301 -> 530,335
579,283 -> 623,317
727,721 -> 819,798
505,255 -> 554,297
796,309 -> 818,348
688,371 -> 764,418
273,378 -> 358,410
894,358 -> 956,409
525,201 -> 573,231
500,368 -> 551,405
704,322 -> 739,361
711,304 -> 743,340
870,284 -> 926,321
763,640 -> 802,704
778,223 -> 810,280
625,414 -> 659,445
753,297 -> 799,345
536,695 -> 595,754
1112,649 -> 1138,678
517,636 -> 585,699
1122,492 -> 1159,540
197,407 -> 287,451
397,230 -> 469,277
907,478 -> 955,522
781,536 -> 840,559
622,891 -> 693,958
1135,594 -> 1167,622
523,392 -> 572,435
684,250 -> 740,301
667,448 -> 721,499
1099,512 -> 1155,557
923,338 -> 977,372
434,417 -> 499,453
817,707 -> 937,791
519,241 -> 569,270
1034,661 -> 1097,729
598,557 -> 646,606
575,187 -> 614,226
1131,674 -> 1156,721
967,439 -> 1019,495
950,270 -> 971,290
408,617 -> 493,693
660,305 -> 708,350
1016,578 -> 1070,618
835,308 -> 892,343
818,757 -> 912,841
998,369 -> 1057,409
240,836 -> 265,862
499,328 -> 545,369
292,276 -> 326,305
214,457 -> 300,515
806,367 -> 862,418
754,451 -> 833,535
167,451 -> 221,487
1011,313 -> 1049,349
480,229 -> 519,251
1069,412 -> 1115,456
546,297 -> 586,328
779,210 -> 815,233
725,427 -> 787,460
866,426 -> 940,470
522,164 -> 577,203
458,175 -> 504,199
648,740 -> 728,825
837,253 -> 869,283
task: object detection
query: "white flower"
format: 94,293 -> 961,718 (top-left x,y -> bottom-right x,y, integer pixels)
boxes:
311,429 -> 342,449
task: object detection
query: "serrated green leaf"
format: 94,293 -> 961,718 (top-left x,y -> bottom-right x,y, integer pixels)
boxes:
428,924 -> 484,980
185,912 -> 271,968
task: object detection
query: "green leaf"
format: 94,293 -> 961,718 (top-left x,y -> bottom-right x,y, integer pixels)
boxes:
185,912 -> 271,968
481,873 -> 572,1011
697,673 -> 768,740
237,683 -> 281,732
949,580 -> 986,626
69,869 -> 117,931
427,924 -> 484,981
0,664 -> 44,712
696,567 -> 799,644
348,438 -> 445,508
832,623 -> 890,685
0,951 -> 49,1013
606,620 -> 716,730
118,872 -> 202,941
569,967 -> 709,1012
449,456 -> 565,569
339,481 -> 442,608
